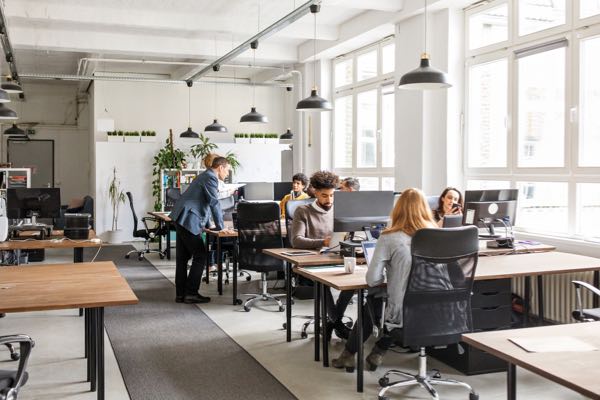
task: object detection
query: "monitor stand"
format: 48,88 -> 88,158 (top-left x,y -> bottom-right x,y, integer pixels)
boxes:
10,216 -> 53,240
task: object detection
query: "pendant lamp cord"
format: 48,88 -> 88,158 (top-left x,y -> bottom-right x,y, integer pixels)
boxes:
313,11 -> 317,88
188,86 -> 191,128
424,0 -> 427,55
214,36 -> 218,119
252,0 -> 260,107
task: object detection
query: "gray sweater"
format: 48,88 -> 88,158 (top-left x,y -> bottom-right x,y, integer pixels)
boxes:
366,230 -> 412,327
290,201 -> 333,249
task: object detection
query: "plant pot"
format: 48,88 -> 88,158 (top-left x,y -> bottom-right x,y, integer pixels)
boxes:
264,138 -> 279,144
140,136 -> 156,142
124,136 -> 140,143
250,137 -> 264,144
104,229 -> 126,244
235,138 -> 251,144
108,136 -> 123,143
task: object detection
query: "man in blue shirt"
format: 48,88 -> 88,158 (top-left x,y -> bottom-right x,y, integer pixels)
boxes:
170,156 -> 235,304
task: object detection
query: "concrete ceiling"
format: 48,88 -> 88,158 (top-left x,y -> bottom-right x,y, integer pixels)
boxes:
3,0 -> 407,83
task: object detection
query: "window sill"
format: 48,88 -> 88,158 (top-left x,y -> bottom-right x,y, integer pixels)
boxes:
515,231 -> 600,257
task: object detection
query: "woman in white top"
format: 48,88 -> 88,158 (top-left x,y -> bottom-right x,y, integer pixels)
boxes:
331,188 -> 437,372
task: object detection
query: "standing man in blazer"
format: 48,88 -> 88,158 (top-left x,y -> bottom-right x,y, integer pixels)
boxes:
170,156 -> 235,304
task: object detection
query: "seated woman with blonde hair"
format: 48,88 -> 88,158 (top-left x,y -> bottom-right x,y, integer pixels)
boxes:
332,188 -> 437,372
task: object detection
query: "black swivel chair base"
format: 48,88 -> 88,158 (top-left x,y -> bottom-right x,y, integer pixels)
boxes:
378,348 -> 479,400
125,240 -> 165,261
243,272 -> 285,312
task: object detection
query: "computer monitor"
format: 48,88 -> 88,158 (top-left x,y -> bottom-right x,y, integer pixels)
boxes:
462,189 -> 518,237
240,182 -> 274,201
334,191 -> 394,233
273,182 -> 293,201
6,188 -> 61,219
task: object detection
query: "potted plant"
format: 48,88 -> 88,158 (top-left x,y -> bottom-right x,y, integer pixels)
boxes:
251,133 -> 264,144
124,131 -> 139,142
141,130 -> 157,143
234,133 -> 250,144
224,151 -> 241,176
265,133 -> 279,144
107,131 -> 122,143
189,133 -> 217,170
152,131 -> 187,211
106,167 -> 127,243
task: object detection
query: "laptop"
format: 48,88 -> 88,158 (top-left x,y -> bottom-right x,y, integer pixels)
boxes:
361,240 -> 377,266
443,214 -> 463,228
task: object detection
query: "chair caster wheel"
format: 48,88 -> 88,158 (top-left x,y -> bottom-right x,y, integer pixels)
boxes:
469,393 -> 479,400
301,331 -> 308,339
159,254 -> 165,259
378,396 -> 389,400
378,377 -> 389,387
282,323 -> 287,329
234,299 -> 242,305
432,369 -> 441,379
138,256 -> 144,261
279,306 -> 285,312
10,353 -> 20,361
243,306 -> 250,312
125,254 -> 130,259
245,276 -> 251,281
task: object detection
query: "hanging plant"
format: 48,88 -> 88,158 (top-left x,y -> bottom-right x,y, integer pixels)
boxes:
152,130 -> 187,211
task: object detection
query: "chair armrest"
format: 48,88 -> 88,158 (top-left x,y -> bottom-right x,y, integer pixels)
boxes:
572,280 -> 600,297
0,335 -> 34,396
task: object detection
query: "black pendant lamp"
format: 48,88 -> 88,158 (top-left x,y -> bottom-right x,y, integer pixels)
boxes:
240,39 -> 268,123
180,81 -> 199,138
1,79 -> 23,94
398,0 -> 451,90
204,61 -> 228,132
0,88 -> 10,103
297,4 -> 332,112
280,128 -> 293,139
3,123 -> 25,135
0,103 -> 17,119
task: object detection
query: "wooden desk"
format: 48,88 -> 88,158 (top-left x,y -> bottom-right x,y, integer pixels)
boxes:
463,322 -> 600,400
0,262 -> 138,400
148,212 -> 172,259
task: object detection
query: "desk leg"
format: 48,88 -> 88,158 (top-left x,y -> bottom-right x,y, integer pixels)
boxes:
357,288 -> 364,393
166,222 -> 172,260
286,261 -> 292,342
537,275 -> 544,325
217,237 -> 223,296
523,277 -> 531,327
75,248 -> 84,317
97,307 -> 105,400
321,284 -> 329,368
594,271 -> 600,308
507,363 -> 517,400
85,309 -> 90,380
203,236 -> 210,285
314,282 -> 320,362
90,308 -> 97,392
158,221 -> 163,254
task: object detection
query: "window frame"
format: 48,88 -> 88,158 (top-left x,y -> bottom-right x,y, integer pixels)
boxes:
464,0 -> 600,242
331,38 -> 395,190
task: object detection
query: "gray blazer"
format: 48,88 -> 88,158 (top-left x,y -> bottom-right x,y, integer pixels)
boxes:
170,169 -> 224,235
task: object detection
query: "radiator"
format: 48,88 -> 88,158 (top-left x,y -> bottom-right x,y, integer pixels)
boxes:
512,271 -> 596,324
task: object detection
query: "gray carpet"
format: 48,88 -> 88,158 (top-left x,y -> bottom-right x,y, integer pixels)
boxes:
84,245 -> 297,400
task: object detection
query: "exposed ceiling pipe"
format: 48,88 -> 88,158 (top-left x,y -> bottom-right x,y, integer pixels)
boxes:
19,72 -> 293,88
0,0 -> 21,88
186,0 -> 320,83
76,57 -> 280,77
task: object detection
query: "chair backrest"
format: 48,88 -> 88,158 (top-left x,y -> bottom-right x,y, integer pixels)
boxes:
219,195 -> 235,221
426,195 -> 439,211
284,198 -> 313,246
165,187 -> 181,210
403,226 -> 479,348
236,202 -> 284,272
125,192 -> 138,233
82,195 -> 94,229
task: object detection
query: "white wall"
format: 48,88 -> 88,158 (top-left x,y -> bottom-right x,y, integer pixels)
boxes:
92,80 -> 289,239
0,81 -> 91,202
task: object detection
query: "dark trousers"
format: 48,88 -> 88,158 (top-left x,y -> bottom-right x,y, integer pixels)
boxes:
345,295 -> 385,354
325,289 -> 355,322
175,224 -> 207,297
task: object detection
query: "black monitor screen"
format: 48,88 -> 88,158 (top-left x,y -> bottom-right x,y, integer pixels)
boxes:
334,191 -> 394,232
464,189 -> 518,203
273,182 -> 293,201
463,189 -> 518,236
6,188 -> 61,219
240,182 -> 274,201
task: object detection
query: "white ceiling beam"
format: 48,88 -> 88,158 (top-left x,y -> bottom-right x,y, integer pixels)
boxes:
5,1 -> 339,41
9,26 -> 298,64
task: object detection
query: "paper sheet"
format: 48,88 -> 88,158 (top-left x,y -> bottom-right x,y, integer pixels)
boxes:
509,336 -> 598,353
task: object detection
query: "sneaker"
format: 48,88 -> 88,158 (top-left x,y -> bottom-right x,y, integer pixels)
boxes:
175,296 -> 185,303
331,349 -> 355,372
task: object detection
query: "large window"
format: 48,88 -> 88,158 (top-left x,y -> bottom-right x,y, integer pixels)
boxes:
332,38 -> 395,190
465,1 -> 600,242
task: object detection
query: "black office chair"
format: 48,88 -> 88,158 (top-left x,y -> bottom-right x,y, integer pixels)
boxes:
572,280 -> 600,322
284,198 -> 313,248
0,334 -> 34,400
124,192 -> 165,261
378,226 -> 480,400
236,202 -> 286,312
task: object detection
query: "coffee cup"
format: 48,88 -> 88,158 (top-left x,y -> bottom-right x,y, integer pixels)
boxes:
344,256 -> 356,274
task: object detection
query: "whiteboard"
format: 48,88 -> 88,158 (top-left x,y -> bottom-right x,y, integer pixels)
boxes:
7,139 -> 55,188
